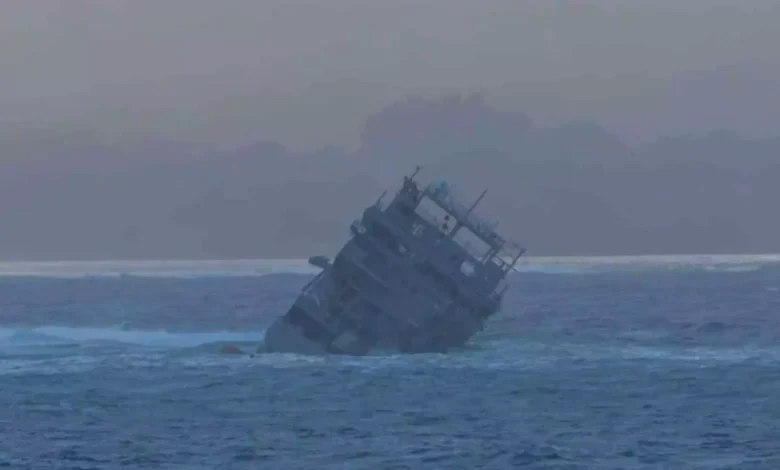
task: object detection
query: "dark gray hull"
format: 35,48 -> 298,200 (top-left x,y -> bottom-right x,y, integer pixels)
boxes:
262,237 -> 503,356
261,169 -> 522,356
262,314 -> 331,355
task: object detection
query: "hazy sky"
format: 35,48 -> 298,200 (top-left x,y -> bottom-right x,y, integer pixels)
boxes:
3,0 -> 779,150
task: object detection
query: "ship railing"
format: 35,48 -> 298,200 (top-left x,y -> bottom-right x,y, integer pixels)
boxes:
490,279 -> 510,300
458,240 -> 492,261
301,271 -> 324,294
413,193 -> 524,268
498,241 -> 524,262
485,240 -> 525,273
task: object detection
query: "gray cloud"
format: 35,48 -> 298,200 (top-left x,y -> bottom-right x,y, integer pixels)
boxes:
2,1 -> 780,260
2,0 -> 779,149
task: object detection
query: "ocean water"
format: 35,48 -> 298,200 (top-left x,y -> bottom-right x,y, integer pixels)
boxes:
1,256 -> 780,469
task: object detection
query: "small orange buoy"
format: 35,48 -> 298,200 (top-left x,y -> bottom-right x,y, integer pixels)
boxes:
219,345 -> 245,355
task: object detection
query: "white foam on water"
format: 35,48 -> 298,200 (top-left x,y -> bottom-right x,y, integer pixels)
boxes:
0,325 -> 269,375
0,355 -> 103,376
541,341 -> 780,365
0,259 -> 318,278
0,325 -> 266,349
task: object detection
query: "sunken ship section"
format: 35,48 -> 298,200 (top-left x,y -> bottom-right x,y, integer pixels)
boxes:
262,167 -> 524,356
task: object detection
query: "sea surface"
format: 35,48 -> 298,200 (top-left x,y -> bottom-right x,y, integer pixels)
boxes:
1,255 -> 780,469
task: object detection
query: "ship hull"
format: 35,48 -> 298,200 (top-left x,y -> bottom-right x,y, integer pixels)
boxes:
261,258 -> 381,356
261,242 -> 495,356
261,313 -> 398,356
260,170 -> 518,357
262,315 -> 331,355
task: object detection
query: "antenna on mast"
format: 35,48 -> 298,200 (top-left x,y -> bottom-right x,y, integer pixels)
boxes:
448,188 -> 488,238
466,189 -> 488,216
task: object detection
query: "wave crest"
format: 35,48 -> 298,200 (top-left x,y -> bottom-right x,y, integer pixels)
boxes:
0,325 -> 265,349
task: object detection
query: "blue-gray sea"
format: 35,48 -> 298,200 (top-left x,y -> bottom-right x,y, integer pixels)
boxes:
1,256 -> 779,469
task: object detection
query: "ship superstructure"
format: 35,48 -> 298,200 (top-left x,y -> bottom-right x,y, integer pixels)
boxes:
262,167 -> 524,355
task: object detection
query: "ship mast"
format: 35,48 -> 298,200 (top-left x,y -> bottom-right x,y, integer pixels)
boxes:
448,188 -> 487,237
466,189 -> 487,215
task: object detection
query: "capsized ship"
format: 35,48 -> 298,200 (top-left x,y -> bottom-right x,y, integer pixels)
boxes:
262,167 -> 524,355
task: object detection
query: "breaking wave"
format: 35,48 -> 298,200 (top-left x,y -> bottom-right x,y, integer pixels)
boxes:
0,326 -> 267,376
0,325 -> 265,349
3,323 -> 774,364
0,259 -> 318,279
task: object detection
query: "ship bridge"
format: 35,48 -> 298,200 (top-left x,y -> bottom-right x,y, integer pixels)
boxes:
387,170 -> 524,274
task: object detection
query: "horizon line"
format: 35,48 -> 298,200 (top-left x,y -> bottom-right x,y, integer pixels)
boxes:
0,253 -> 778,265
